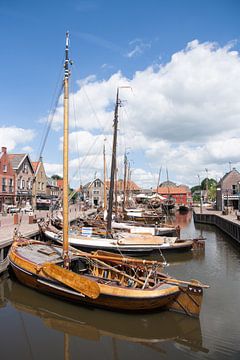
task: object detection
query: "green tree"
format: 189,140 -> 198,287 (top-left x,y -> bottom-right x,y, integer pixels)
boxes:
201,178 -> 217,201
191,185 -> 201,202
51,174 -> 62,180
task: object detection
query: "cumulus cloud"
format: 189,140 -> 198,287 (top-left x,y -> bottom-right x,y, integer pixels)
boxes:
44,163 -> 63,178
0,127 -> 35,151
48,39 -> 240,187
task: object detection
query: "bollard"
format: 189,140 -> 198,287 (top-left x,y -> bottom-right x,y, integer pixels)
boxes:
13,213 -> 19,225
29,212 -> 34,224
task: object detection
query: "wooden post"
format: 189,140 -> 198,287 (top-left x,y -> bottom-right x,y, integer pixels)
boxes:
62,32 -> 70,267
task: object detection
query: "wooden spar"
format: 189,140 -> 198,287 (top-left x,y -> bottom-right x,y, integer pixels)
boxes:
115,167 -> 118,219
62,32 -> 70,267
107,88 -> 119,236
103,141 -> 107,211
90,257 -> 146,286
72,249 -> 163,267
157,166 -> 162,192
127,160 -> 131,205
42,263 -> 100,299
156,274 -> 209,289
122,152 -> 127,212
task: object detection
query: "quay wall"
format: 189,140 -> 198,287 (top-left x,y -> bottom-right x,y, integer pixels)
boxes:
193,211 -> 240,245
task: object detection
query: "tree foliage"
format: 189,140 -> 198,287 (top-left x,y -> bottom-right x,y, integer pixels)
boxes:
51,174 -> 63,180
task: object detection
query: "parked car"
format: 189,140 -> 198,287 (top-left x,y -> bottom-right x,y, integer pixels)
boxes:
21,205 -> 33,213
7,206 -> 20,213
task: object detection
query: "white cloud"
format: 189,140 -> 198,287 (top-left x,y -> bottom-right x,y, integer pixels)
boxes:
0,127 -> 35,151
50,39 -> 240,188
125,39 -> 151,58
44,163 -> 63,178
22,146 -> 33,152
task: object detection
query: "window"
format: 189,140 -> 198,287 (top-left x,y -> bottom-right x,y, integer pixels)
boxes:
93,190 -> 100,195
3,164 -> 7,173
2,178 -> 6,192
94,180 -> 101,188
27,179 -> 31,190
9,179 -> 13,193
24,163 -> 28,173
22,180 -> 25,189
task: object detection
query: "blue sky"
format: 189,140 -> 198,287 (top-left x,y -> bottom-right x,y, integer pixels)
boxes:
1,0 -> 240,188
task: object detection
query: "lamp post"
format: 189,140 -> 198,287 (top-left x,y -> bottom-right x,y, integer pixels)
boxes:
205,168 -> 209,203
197,174 -> 202,214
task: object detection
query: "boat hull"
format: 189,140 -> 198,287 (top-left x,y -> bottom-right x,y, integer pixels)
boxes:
9,259 -> 179,312
43,230 -> 193,255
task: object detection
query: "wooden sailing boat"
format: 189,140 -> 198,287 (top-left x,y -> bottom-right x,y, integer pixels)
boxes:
9,32 -> 208,316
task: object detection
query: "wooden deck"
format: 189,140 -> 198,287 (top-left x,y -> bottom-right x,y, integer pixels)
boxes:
0,204 -> 96,275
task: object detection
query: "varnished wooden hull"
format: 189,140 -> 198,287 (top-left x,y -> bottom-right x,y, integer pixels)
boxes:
9,240 -> 181,312
10,260 -> 179,312
9,240 -> 205,316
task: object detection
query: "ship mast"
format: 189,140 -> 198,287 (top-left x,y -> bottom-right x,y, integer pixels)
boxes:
122,151 -> 128,211
62,32 -> 71,267
107,88 -> 120,236
103,140 -> 107,211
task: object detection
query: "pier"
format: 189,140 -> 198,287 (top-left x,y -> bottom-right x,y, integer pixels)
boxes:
193,207 -> 240,245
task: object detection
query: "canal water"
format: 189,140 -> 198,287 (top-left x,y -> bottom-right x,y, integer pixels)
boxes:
1,211 -> 240,360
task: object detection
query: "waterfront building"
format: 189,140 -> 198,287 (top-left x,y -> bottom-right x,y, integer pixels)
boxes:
0,147 -> 15,212
31,158 -> 48,208
155,181 -> 192,206
83,178 -> 105,207
8,153 -> 34,207
46,177 -> 60,199
216,168 -> 240,211
82,178 -> 141,207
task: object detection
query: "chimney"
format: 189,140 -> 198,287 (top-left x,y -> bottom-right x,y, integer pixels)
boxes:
1,147 -> 7,153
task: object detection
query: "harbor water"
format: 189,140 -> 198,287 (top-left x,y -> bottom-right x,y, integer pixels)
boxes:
1,211 -> 240,360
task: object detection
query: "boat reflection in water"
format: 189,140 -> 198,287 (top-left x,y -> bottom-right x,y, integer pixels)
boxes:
4,279 -> 208,355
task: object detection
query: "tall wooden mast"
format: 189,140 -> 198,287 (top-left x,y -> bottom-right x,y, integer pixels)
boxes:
62,32 -> 71,266
103,140 -> 107,211
107,88 -> 120,236
122,151 -> 128,211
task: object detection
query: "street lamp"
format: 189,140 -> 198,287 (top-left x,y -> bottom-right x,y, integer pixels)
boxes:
205,168 -> 208,203
197,174 -> 202,214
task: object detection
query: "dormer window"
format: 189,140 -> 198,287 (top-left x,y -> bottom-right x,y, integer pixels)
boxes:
94,180 -> 101,188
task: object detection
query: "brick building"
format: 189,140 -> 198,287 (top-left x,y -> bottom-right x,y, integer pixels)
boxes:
216,168 -> 240,211
0,147 -> 15,212
8,153 -> 35,206
83,178 -> 105,207
155,181 -> 192,206
31,159 -> 48,208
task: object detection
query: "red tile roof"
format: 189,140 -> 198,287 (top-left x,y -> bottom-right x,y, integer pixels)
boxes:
106,179 -> 141,191
155,186 -> 191,195
31,161 -> 39,172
